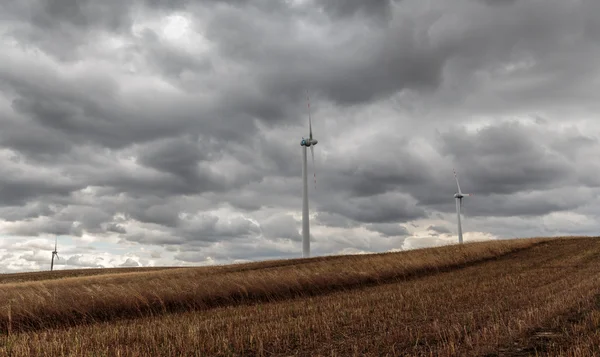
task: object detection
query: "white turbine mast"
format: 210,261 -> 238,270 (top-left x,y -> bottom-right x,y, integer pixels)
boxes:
453,169 -> 472,244
51,236 -> 59,271
300,92 -> 318,258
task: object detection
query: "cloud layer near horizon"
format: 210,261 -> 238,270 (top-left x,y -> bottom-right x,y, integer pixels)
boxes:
1,0 -> 599,272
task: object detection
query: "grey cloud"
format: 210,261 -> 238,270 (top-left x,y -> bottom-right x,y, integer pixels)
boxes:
174,238 -> 298,263
428,225 -> 451,234
260,214 -> 301,242
314,212 -> 360,229
107,223 -> 127,234
323,192 -> 427,224
204,1 -> 451,109
462,189 -> 593,218
477,0 -> 519,6
6,239 -> 55,252
366,223 -> 410,237
31,0 -> 131,31
8,218 -> 83,237
321,135 -> 436,197
150,251 -> 161,258
0,203 -> 57,222
126,231 -> 183,245
54,205 -> 113,233
66,255 -> 104,268
127,201 -> 182,227
315,0 -> 394,20
176,215 -> 261,244
119,258 -> 141,267
0,158 -> 84,206
0,115 -> 73,159
19,251 -> 50,265
437,121 -> 574,196
135,136 -> 214,182
3,69 -> 185,151
0,0 -> 132,60
135,28 -> 213,80
172,251 -> 209,263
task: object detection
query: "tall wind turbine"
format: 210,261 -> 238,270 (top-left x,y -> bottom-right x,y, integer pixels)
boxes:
300,93 -> 318,258
50,236 -> 59,271
453,169 -> 472,244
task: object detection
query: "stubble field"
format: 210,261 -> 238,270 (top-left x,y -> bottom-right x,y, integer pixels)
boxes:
2,236 -> 600,356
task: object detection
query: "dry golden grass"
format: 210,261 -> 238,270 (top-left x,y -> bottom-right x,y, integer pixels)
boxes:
0,238 -> 542,334
0,267 -> 178,285
3,236 -> 600,356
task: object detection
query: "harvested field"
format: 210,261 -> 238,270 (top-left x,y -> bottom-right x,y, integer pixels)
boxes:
2,237 -> 600,356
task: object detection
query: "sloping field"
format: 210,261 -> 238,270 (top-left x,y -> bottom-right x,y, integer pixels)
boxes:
0,267 -> 178,284
2,237 -> 600,356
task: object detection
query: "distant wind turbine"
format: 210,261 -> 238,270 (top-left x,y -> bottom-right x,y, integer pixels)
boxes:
50,236 -> 59,271
453,169 -> 472,244
300,93 -> 318,258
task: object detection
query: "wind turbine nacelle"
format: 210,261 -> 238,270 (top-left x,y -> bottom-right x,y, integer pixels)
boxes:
301,138 -> 317,147
454,193 -> 463,199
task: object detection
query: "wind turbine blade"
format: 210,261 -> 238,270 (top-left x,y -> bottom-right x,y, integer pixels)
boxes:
453,168 -> 462,194
55,236 -> 57,251
306,92 -> 313,140
310,145 -> 316,189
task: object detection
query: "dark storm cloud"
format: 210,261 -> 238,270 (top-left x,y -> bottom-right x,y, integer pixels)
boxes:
0,203 -> 57,222
477,0 -> 519,6
202,1 -> 452,109
0,173 -> 83,207
405,120 -> 600,219
1,66 -> 191,151
30,0 -> 131,31
323,192 -> 427,224
135,136 -> 213,181
315,0 -> 394,20
9,219 -> 83,237
320,135 -> 436,197
460,189 -> 594,218
437,121 -> 575,196
124,201 -> 182,227
0,0 -> 132,60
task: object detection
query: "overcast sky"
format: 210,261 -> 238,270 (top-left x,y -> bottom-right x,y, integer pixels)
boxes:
0,0 -> 599,272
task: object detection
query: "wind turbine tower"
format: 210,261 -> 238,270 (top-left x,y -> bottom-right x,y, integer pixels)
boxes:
50,236 -> 60,271
300,93 -> 318,258
453,169 -> 472,244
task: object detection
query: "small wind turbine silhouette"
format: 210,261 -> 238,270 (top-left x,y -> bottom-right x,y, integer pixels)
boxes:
50,236 -> 59,271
